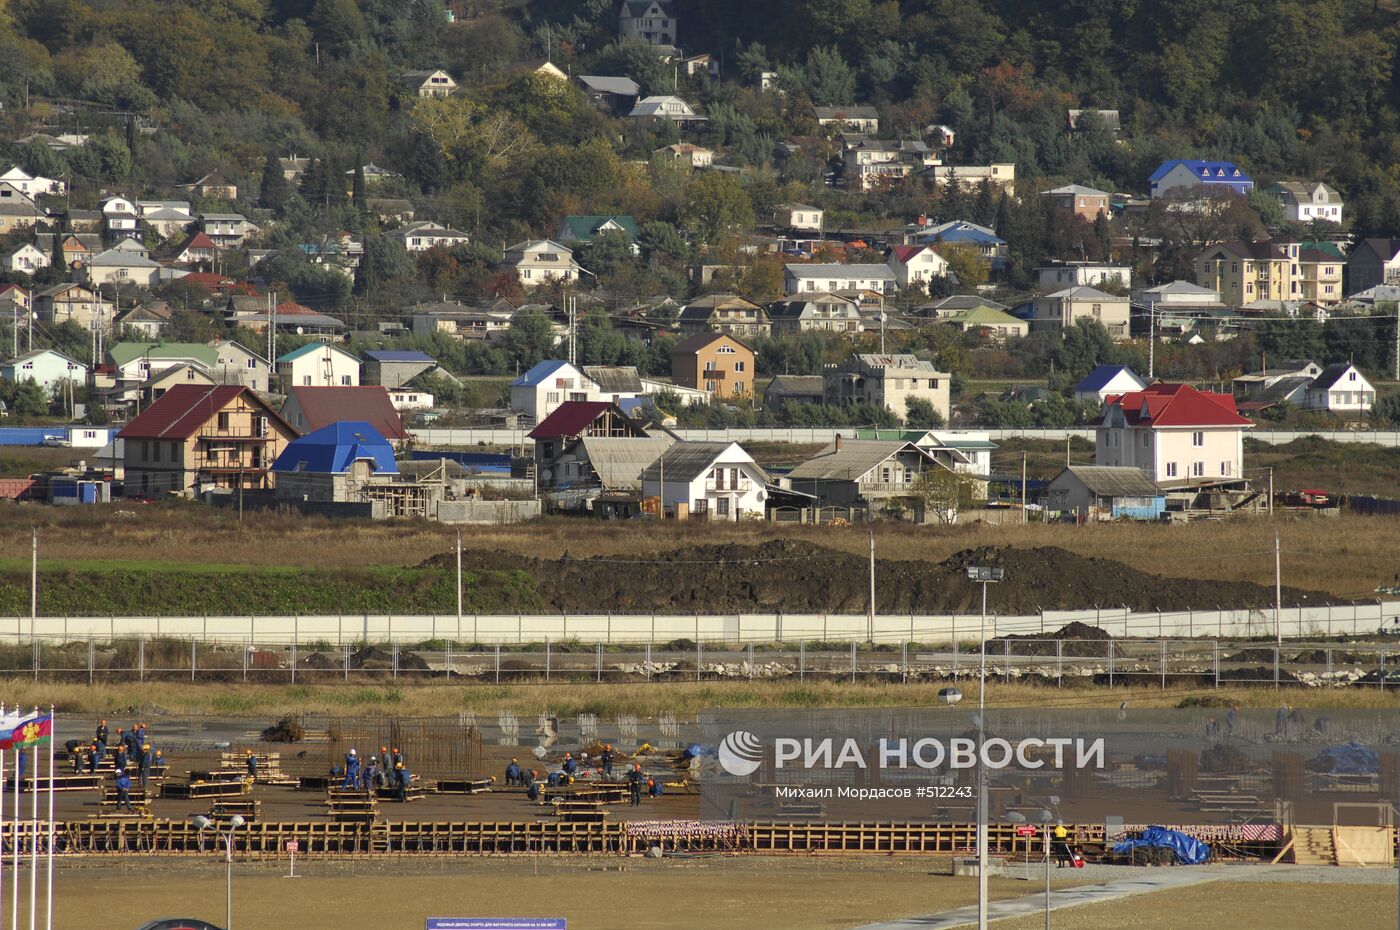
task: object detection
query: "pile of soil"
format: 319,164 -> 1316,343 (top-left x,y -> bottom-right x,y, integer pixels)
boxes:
1199,743 -> 1252,773
988,621 -> 1119,657
423,541 -> 1329,615
261,716 -> 304,743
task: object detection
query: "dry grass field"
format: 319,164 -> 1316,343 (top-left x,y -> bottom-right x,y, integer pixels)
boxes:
0,504 -> 1395,600
10,678 -> 1399,718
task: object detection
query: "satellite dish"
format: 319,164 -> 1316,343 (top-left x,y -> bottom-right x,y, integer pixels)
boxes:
937,687 -> 962,705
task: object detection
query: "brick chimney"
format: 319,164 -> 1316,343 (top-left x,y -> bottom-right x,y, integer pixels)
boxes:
835,434 -> 844,452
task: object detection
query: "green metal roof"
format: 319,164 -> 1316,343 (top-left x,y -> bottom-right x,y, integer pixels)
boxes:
947,306 -> 1028,326
108,342 -> 219,369
559,215 -> 640,242
278,342 -> 358,363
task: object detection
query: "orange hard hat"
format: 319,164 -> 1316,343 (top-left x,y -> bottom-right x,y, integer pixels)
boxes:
564,752 -> 571,757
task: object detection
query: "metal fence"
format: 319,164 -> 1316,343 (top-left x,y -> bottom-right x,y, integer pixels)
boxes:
408,427 -> 1400,448
3,601 -> 1397,646
3,638 -> 1398,689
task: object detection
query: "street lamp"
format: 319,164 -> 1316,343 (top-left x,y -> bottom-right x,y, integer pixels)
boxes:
965,565 -> 1003,930
193,814 -> 244,929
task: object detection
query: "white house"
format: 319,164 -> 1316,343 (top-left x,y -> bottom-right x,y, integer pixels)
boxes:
784,263 -> 896,295
629,96 -> 705,123
886,245 -> 948,288
510,360 -> 599,423
500,240 -> 583,286
2,243 -> 49,275
1268,182 -> 1343,225
209,340 -> 271,392
0,167 -> 64,197
1031,286 -> 1131,340
1073,365 -> 1149,406
1304,363 -> 1375,416
1035,261 -> 1130,291
618,1 -> 677,46
387,387 -> 435,411
276,342 -> 361,388
1097,382 -> 1252,486
0,349 -> 87,395
82,249 -> 162,288
640,440 -> 769,521
402,69 -> 457,98
99,196 -> 140,240
387,221 -> 470,252
777,203 -> 823,233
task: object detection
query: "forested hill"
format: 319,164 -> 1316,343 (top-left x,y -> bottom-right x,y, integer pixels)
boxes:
1,0 -> 1398,244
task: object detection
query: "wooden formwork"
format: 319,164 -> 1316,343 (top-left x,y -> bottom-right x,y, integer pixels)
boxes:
748,821 -> 1107,856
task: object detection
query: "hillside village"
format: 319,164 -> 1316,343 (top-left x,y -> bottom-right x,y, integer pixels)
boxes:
0,0 -> 1397,522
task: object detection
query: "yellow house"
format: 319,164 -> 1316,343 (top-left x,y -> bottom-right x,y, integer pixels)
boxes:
118,384 -> 298,497
1195,240 -> 1300,305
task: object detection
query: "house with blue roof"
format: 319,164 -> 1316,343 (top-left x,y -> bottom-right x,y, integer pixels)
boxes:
510,360 -> 601,423
914,220 -> 1008,269
1149,160 -> 1253,199
361,349 -> 439,388
272,420 -> 400,506
1073,365 -> 1148,406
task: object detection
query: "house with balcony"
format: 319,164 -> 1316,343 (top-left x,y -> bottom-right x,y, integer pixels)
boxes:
823,354 -> 950,422
34,284 -> 112,332
1035,261 -> 1130,291
618,0 -> 676,46
528,400 -> 670,503
402,69 -> 457,98
199,213 -> 259,248
387,221 -> 470,252
628,96 -> 705,124
669,332 -> 754,401
118,384 -> 297,497
1299,241 -> 1344,305
815,106 -> 880,133
844,139 -> 935,191
640,440 -> 769,521
499,239 -> 583,286
1195,239 -> 1301,305
677,294 -> 770,338
99,196 -> 140,242
783,437 -> 950,514
765,295 -> 862,335
1266,181 -> 1343,225
1096,382 -> 1252,487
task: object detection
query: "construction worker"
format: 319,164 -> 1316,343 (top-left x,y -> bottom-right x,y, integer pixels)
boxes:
134,722 -> 147,751
394,762 -> 409,802
1225,704 -> 1238,736
139,744 -> 154,795
361,755 -> 379,791
505,758 -> 523,787
342,749 -> 360,789
390,747 -> 403,771
113,743 -> 128,774
526,773 -> 543,802
1275,704 -> 1289,738
122,726 -> 139,759
87,744 -> 99,774
113,728 -> 124,761
1052,822 -> 1071,867
114,769 -> 133,813
546,769 -> 565,788
94,720 -> 109,756
627,763 -> 644,806
245,750 -> 258,780
600,745 -> 614,778
561,752 -> 576,776
647,778 -> 663,798
153,749 -> 165,772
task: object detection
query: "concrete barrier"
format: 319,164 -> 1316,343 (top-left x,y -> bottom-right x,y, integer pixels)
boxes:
436,500 -> 542,524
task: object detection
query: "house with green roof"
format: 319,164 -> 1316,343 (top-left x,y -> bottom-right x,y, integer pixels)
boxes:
943,305 -> 1029,342
108,342 -> 220,383
554,215 -> 640,251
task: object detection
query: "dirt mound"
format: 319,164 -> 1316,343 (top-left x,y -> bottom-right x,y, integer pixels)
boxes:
424,541 -> 1328,615
989,622 -> 1118,657
261,716 -> 304,743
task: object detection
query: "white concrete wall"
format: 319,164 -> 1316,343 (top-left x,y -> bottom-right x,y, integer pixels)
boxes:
4,602 -> 1394,645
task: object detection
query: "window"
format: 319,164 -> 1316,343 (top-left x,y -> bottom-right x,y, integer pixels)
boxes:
1349,371 -> 1357,381
692,498 -> 708,513
153,442 -> 161,462
217,412 -> 230,430
170,441 -> 179,461
734,361 -> 745,372
1166,462 -> 1177,477
1221,461 -> 1231,476
1193,461 -> 1205,476
247,358 -> 256,368
1191,431 -> 1204,447
545,391 -> 560,405
1142,433 -> 1149,448
734,381 -> 744,392
716,497 -> 730,517
340,375 -> 352,386
302,375 -> 311,386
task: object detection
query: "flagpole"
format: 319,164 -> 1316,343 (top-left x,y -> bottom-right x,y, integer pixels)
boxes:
0,705 -> 6,930
11,718 -> 18,930
27,712 -> 37,930
42,707 -> 51,930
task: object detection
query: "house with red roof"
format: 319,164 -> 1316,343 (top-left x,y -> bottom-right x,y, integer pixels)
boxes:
169,231 -> 218,266
885,244 -> 948,289
528,400 -> 669,501
279,386 -> 407,444
117,384 -> 297,497
1097,382 -> 1253,486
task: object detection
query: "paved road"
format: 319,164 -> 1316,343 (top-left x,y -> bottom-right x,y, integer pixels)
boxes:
857,865 -> 1237,929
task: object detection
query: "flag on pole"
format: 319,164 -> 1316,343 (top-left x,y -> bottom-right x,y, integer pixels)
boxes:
4,716 -> 51,751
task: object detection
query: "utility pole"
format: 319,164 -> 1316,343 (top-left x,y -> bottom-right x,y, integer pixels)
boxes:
1268,467 -> 1274,515
1065,436 -> 1070,467
868,531 -> 875,643
1394,302 -> 1399,383
1020,451 -> 1027,523
1148,305 -> 1155,380
30,528 -> 37,636
1274,531 -> 1283,672
456,530 -> 463,629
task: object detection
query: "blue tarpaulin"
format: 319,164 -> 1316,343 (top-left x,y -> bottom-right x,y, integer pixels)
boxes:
1113,826 -> 1210,864
1308,743 -> 1379,775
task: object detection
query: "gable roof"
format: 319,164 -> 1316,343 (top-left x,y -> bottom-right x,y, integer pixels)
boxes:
272,421 -> 398,475
947,306 -> 1027,327
2,348 -> 84,369
582,365 -> 643,395
639,441 -> 763,483
670,332 -> 753,355
1044,285 -> 1122,301
512,359 -> 585,388
528,401 -> 615,439
890,245 -> 938,264
559,215 -> 640,241
118,385 -> 291,440
785,440 -> 934,482
109,342 -> 219,369
1075,365 -> 1146,393
1044,183 -> 1110,197
577,75 -> 640,96
577,436 -> 674,489
362,349 -> 435,364
1059,465 -> 1160,497
1310,363 -> 1365,391
1103,383 -> 1253,429
814,106 -> 879,120
1149,160 -> 1251,183
284,386 -> 406,440
277,342 -> 358,364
